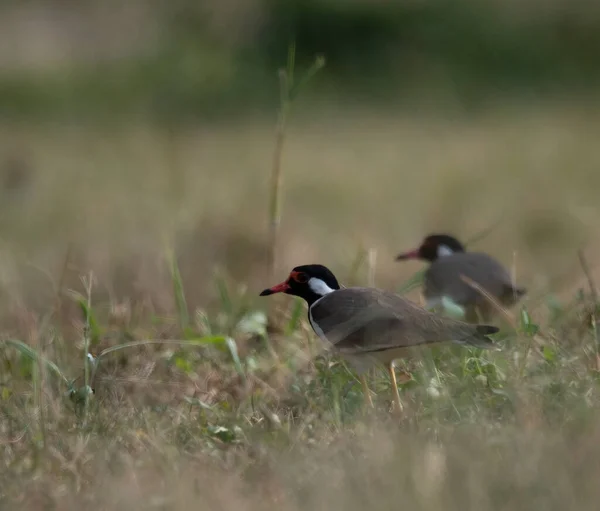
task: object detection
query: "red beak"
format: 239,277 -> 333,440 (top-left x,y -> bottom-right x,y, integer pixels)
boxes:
259,281 -> 290,296
395,248 -> 420,261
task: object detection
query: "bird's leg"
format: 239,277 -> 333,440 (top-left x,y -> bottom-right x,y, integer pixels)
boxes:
388,362 -> 403,415
360,374 -> 374,408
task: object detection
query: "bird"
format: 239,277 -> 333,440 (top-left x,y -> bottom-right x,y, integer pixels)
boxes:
395,233 -> 526,323
260,264 -> 499,412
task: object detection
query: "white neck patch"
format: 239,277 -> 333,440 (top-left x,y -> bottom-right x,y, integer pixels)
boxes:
308,277 -> 335,296
437,244 -> 454,258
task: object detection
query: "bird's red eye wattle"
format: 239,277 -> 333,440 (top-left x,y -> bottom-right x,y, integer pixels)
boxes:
290,271 -> 309,283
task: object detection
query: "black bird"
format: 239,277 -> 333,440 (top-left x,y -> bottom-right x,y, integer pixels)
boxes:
396,234 -> 526,323
260,263 -> 499,411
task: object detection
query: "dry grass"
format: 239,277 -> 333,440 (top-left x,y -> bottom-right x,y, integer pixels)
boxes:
2,101 -> 600,509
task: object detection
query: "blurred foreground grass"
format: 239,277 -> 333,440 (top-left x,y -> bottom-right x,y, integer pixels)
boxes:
2,102 -> 600,508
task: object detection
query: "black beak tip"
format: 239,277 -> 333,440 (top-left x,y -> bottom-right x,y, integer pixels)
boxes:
259,289 -> 273,296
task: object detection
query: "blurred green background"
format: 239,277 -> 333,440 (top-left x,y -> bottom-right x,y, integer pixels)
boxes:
2,0 -> 600,119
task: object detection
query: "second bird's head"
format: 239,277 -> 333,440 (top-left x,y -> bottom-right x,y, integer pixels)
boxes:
260,264 -> 340,304
396,233 -> 466,263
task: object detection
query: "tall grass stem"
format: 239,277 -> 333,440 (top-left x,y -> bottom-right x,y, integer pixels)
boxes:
266,44 -> 325,277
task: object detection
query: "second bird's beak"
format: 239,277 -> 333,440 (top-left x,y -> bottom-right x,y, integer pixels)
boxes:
395,248 -> 420,261
259,281 -> 290,296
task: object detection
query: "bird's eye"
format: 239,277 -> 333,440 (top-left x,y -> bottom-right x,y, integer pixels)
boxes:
294,272 -> 309,283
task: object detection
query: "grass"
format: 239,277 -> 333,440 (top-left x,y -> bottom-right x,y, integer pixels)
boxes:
267,44 -> 325,277
2,101 -> 600,508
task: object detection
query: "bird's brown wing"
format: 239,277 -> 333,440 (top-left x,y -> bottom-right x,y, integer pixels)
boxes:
309,287 -> 494,355
424,252 -> 516,305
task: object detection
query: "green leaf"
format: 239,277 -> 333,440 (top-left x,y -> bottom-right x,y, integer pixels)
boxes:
2,339 -> 69,385
174,356 -> 193,374
542,345 -> 557,363
69,385 -> 94,405
520,308 -> 532,328
71,292 -> 102,347
19,354 -> 34,379
519,308 -> 539,335
207,425 -> 236,443
524,323 -> 539,336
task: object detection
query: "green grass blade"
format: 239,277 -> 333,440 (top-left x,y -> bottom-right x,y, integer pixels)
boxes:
214,271 -> 233,317
1,339 -> 69,385
286,42 -> 296,91
96,337 -> 228,361
225,337 -> 245,381
70,293 -> 101,347
346,246 -> 368,286
464,215 -> 505,248
285,298 -> 305,335
166,247 -> 189,330
396,269 -> 426,295
289,55 -> 326,101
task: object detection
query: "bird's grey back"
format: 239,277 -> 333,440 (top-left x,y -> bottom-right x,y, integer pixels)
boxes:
309,287 -> 489,353
424,252 -> 517,306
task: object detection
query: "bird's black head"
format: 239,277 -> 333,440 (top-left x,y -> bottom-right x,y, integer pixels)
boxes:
396,233 -> 466,263
259,264 -> 340,306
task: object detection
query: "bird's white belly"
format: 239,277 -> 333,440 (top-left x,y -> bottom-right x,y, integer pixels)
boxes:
426,296 -> 466,319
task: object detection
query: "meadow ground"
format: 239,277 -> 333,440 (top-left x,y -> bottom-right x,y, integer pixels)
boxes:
2,101 -> 600,509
